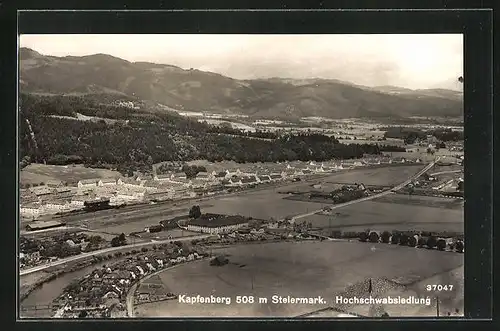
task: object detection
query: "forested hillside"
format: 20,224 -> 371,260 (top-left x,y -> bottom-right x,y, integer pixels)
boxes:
20,93 -> 385,174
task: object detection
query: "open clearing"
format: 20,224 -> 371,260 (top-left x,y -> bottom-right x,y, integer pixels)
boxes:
135,241 -> 463,317
21,163 -> 121,185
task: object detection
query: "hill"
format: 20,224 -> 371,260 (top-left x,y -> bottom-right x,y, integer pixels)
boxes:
372,85 -> 463,101
20,48 -> 463,119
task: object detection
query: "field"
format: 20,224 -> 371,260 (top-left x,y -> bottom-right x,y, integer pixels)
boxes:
305,196 -> 463,233
203,165 -> 427,220
21,163 -> 121,185
51,164 -> 455,234
134,241 -> 464,317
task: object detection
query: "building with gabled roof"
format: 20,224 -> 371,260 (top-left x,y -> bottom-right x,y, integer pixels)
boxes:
98,178 -> 117,186
78,179 -> 99,188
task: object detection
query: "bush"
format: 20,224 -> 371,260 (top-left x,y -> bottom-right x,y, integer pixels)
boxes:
399,234 -> 409,246
455,240 -> 464,253
359,232 -> 369,242
380,231 -> 391,243
152,245 -> 158,250
408,235 -> 418,247
436,238 -> 447,251
391,232 -> 401,244
417,237 -> 426,247
426,236 -> 437,249
141,247 -> 148,252
368,231 -> 380,243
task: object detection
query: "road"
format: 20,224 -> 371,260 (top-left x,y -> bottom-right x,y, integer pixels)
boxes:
20,161 -> 436,276
287,158 -> 438,222
429,170 -> 462,177
19,234 -> 212,276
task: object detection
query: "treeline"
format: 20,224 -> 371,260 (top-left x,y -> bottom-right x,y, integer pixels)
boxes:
383,126 -> 464,143
378,145 -> 406,152
383,127 -> 427,144
20,93 -> 387,172
427,128 -> 464,142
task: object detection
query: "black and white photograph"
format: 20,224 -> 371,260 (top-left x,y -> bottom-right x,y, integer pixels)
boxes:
18,33 -> 465,319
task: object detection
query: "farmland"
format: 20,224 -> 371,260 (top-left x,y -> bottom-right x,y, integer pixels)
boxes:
134,240 -> 463,317
306,197 -> 463,233
47,164 -> 460,235
21,163 -> 121,186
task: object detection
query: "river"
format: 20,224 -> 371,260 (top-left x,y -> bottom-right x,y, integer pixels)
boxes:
20,261 -> 110,318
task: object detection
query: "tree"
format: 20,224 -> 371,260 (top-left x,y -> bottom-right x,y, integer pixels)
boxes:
110,237 -> 121,247
189,205 -> 202,219
118,233 -> 126,244
78,310 -> 88,318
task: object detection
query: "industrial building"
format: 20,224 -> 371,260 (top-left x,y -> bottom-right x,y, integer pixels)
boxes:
25,220 -> 66,231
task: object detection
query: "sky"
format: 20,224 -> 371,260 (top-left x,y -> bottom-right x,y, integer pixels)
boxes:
20,34 -> 463,90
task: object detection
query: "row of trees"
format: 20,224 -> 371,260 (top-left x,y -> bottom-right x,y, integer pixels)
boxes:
383,126 -> 464,143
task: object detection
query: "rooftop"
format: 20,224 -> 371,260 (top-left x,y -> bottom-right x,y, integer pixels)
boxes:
189,214 -> 250,228
26,220 -> 64,229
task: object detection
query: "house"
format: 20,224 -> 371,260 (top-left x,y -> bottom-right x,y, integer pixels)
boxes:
30,186 -> 53,197
20,203 -> 41,218
78,179 -> 98,188
269,173 -> 283,181
46,180 -> 63,188
98,178 -> 117,186
240,177 -> 255,185
102,291 -> 119,300
71,195 -> 88,207
195,172 -> 210,180
214,171 -> 227,179
229,177 -> 243,186
65,239 -> 77,247
154,174 -> 172,181
117,177 -> 144,188
258,175 -> 271,183
53,187 -> 73,199
136,266 -> 145,276
302,169 -> 313,175
25,220 -> 65,231
43,199 -> 70,212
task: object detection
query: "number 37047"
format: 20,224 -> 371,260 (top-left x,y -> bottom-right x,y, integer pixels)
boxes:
426,285 -> 454,292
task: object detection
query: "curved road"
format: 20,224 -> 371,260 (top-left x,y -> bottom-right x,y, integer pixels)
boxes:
285,158 -> 439,222
20,234 -> 212,276
429,169 -> 462,177
20,159 -> 437,276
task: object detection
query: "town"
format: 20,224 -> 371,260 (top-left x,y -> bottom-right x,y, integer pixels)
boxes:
19,33 -> 465,319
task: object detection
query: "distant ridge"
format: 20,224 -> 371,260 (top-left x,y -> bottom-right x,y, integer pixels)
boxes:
19,47 -> 463,120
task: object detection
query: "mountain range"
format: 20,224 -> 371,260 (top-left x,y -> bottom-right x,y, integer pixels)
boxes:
19,47 -> 463,120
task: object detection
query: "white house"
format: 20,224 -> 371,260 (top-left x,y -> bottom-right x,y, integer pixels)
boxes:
78,179 -> 98,188
98,178 -> 117,186
195,172 -> 212,180
43,200 -> 71,212
117,177 -> 144,189
20,204 -> 40,218
154,174 -> 172,181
